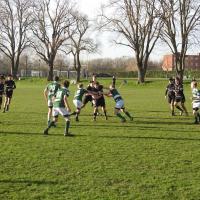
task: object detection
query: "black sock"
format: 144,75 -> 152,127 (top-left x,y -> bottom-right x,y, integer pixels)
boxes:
48,121 -> 55,129
125,111 -> 132,119
176,106 -> 183,112
0,97 -> 2,107
65,121 -> 70,134
93,112 -> 97,120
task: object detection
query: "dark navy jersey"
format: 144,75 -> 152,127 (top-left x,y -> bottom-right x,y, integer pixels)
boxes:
0,83 -> 4,95
165,83 -> 175,96
5,80 -> 16,92
174,83 -> 184,98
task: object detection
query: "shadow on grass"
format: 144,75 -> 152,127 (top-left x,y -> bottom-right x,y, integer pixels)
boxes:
99,135 -> 200,142
0,179 -> 58,185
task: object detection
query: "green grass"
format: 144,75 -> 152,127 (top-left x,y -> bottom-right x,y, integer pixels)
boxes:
1,78 -> 200,200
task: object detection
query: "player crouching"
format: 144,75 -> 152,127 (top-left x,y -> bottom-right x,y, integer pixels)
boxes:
43,80 -> 73,136
191,81 -> 200,124
105,85 -> 133,122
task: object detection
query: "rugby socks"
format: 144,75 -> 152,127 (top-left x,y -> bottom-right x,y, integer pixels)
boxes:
104,111 -> 108,120
48,121 -> 55,129
0,97 -> 2,109
93,112 -> 97,120
125,111 -> 132,119
175,105 -> 183,112
117,113 -> 126,121
65,121 -> 70,135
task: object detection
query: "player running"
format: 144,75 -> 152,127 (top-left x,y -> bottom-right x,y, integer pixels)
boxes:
105,85 -> 133,122
3,74 -> 16,113
165,77 -> 175,116
44,76 -> 60,126
73,83 -> 88,121
191,81 -> 200,124
174,77 -> 189,116
43,80 -> 72,136
0,75 -> 5,110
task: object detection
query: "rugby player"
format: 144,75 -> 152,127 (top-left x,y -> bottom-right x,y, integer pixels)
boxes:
0,75 -> 5,110
81,81 -> 94,109
165,77 -> 175,116
105,85 -> 133,122
92,81 -> 108,121
43,80 -> 72,136
174,77 -> 188,116
73,83 -> 88,121
3,74 -> 16,113
44,76 -> 60,126
191,81 -> 200,124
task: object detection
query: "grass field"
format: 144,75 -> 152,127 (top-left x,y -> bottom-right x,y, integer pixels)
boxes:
1,78 -> 200,200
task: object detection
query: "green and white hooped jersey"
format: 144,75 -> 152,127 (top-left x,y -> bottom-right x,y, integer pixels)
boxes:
110,89 -> 123,102
53,87 -> 70,108
46,81 -> 60,100
74,88 -> 87,101
192,88 -> 200,103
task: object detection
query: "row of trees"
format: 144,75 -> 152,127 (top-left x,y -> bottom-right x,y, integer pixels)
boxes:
0,0 -> 96,81
99,0 -> 200,83
0,0 -> 200,83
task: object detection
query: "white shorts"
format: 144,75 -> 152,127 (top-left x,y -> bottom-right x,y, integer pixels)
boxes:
48,99 -> 53,108
73,99 -> 83,109
193,102 -> 200,109
115,100 -> 125,109
52,107 -> 70,118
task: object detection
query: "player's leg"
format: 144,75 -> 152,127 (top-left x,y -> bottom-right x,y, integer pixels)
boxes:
47,107 -> 53,126
93,106 -> 98,121
169,96 -> 175,116
174,101 -> 183,115
121,107 -> 133,121
115,107 -> 126,122
193,108 -> 199,124
0,95 -> 2,110
3,96 -> 8,113
43,108 -> 58,135
181,101 -> 189,116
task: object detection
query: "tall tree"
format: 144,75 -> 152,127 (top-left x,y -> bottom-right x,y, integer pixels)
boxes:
0,0 -> 33,78
99,0 -> 162,83
30,0 -> 74,81
67,12 -> 97,82
159,0 -> 200,80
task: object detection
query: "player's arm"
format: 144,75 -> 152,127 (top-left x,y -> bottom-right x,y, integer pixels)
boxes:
44,88 -> 48,103
165,88 -> 168,98
64,95 -> 71,112
13,82 -> 16,89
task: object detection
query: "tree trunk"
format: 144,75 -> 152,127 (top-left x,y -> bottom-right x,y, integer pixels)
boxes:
48,62 -> 54,81
76,52 -> 81,82
137,68 -> 145,84
11,58 -> 18,78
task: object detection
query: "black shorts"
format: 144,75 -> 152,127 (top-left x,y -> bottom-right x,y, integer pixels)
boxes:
168,95 -> 175,104
83,95 -> 92,105
175,95 -> 185,103
95,97 -> 105,107
6,90 -> 13,98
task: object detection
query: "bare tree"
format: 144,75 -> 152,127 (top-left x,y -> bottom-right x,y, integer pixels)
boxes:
99,0 -> 162,83
67,12 -> 97,82
159,0 -> 200,80
30,0 -> 74,81
0,0 -> 33,78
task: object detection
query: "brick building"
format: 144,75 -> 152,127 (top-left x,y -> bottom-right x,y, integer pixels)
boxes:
162,53 -> 200,71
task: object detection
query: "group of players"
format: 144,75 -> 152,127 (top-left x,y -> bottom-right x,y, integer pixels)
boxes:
165,76 -> 200,124
43,75 -> 133,136
0,74 -> 16,113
